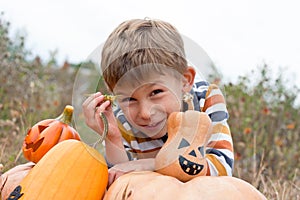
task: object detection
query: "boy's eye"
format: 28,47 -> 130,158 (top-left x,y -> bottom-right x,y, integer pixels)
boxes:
150,89 -> 163,96
121,97 -> 135,102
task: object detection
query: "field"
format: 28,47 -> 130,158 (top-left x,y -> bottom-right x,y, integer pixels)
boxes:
1,15 -> 299,199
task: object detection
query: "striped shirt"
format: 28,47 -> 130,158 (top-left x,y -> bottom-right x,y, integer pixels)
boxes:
112,79 -> 234,176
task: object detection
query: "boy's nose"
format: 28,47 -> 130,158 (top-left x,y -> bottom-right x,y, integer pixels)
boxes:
138,101 -> 153,120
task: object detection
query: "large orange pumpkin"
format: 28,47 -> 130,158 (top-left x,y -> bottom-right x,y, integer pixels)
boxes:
104,171 -> 267,200
22,105 -> 81,163
0,162 -> 35,200
155,110 -> 212,182
8,139 -> 108,199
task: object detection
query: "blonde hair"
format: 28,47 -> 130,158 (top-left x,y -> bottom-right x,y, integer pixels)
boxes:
101,18 -> 188,91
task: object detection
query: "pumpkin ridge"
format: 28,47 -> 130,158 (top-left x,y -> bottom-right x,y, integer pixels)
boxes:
58,126 -> 72,142
42,140 -> 85,198
58,141 -> 107,199
73,143 -> 96,199
45,122 -> 63,142
81,162 -> 97,199
77,147 -> 106,199
53,144 -> 84,199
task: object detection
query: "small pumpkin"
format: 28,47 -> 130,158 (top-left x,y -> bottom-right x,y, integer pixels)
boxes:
22,105 -> 81,163
155,110 -> 212,182
0,162 -> 35,200
9,139 -> 108,199
104,171 -> 267,200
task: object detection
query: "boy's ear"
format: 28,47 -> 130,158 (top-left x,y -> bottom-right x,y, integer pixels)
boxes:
182,66 -> 196,92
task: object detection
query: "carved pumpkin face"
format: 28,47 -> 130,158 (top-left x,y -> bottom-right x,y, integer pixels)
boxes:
178,140 -> 205,176
155,110 -> 212,182
104,171 -> 267,200
22,105 -> 81,163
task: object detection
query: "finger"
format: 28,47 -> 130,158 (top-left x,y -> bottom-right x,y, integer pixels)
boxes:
82,92 -> 102,107
86,95 -> 106,113
108,170 -> 117,188
95,100 -> 111,114
82,94 -> 104,125
114,170 -> 125,180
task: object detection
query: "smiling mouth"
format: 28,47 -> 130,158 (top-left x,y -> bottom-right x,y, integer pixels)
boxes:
140,119 -> 166,131
178,155 -> 204,175
147,122 -> 161,127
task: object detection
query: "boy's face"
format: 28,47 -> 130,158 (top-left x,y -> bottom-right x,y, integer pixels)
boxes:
113,68 -> 184,139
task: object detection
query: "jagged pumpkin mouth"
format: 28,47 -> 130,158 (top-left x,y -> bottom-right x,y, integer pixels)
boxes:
178,155 -> 204,175
24,137 -> 44,152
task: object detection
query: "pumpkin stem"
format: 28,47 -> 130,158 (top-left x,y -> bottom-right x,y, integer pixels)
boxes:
183,93 -> 194,110
56,105 -> 74,125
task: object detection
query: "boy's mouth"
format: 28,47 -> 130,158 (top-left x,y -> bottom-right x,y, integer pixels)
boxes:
141,119 -> 166,131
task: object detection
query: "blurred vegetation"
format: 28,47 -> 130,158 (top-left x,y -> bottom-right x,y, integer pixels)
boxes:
0,13 -> 78,169
225,65 -> 300,199
0,14 -> 299,199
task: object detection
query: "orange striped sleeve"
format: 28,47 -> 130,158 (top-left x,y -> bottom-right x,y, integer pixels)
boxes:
207,140 -> 234,152
212,124 -> 231,135
206,154 -> 228,176
202,94 -> 225,112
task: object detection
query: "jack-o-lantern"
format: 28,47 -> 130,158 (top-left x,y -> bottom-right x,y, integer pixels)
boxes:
155,110 -> 212,182
22,105 -> 81,163
104,171 -> 267,200
0,162 -> 35,200
8,140 -> 108,199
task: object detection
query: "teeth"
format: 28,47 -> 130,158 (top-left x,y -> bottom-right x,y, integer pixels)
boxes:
148,122 -> 158,127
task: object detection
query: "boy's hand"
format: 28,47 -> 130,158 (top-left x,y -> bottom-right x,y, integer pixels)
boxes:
82,92 -> 120,139
108,158 -> 155,187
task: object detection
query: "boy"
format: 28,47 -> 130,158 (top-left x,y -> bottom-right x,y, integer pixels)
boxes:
82,18 -> 234,186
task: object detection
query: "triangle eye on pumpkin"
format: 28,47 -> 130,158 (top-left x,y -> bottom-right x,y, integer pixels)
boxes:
188,150 -> 197,157
38,125 -> 49,133
198,146 -> 205,157
178,138 -> 190,149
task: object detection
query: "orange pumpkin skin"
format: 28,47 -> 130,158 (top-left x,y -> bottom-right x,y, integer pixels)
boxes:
9,140 -> 108,200
155,111 -> 212,182
0,162 -> 35,200
22,105 -> 81,163
104,171 -> 267,200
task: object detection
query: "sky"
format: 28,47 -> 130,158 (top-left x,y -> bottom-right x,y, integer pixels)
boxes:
1,0 -> 300,87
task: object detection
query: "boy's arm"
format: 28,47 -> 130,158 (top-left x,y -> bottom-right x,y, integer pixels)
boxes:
105,108 -> 137,166
105,132 -> 129,166
200,83 -> 234,176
